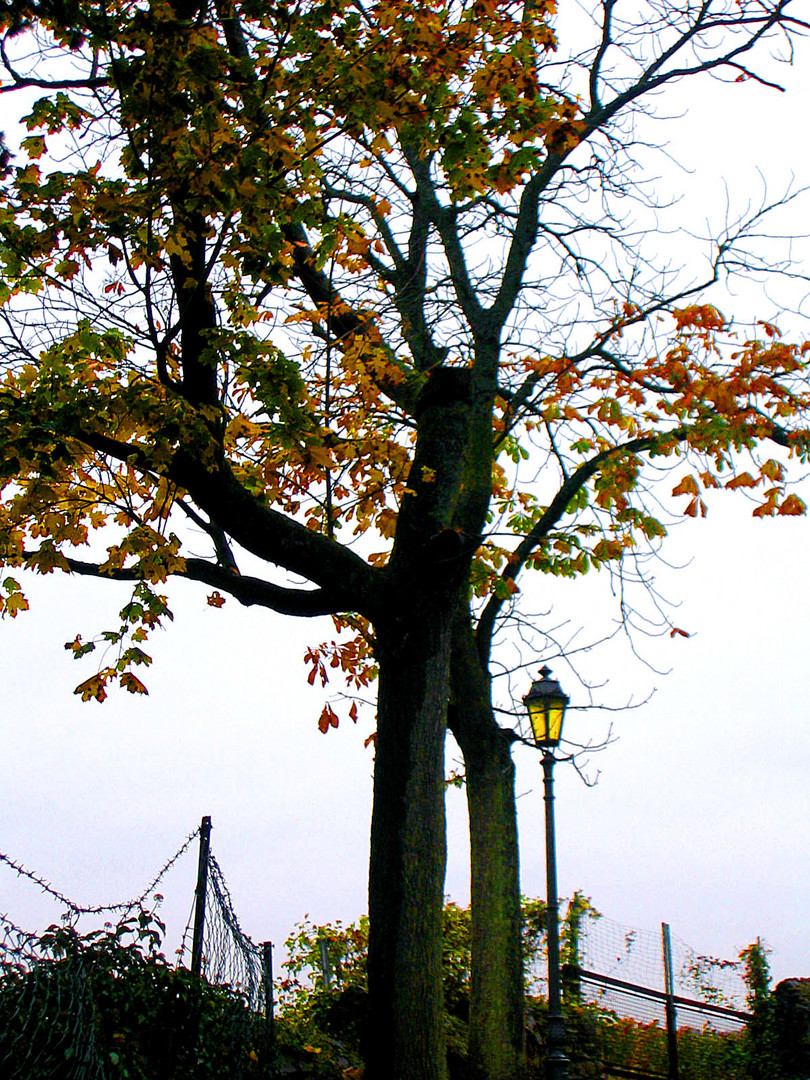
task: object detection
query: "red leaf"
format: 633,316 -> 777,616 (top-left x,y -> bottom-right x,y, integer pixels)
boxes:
318,703 -> 339,733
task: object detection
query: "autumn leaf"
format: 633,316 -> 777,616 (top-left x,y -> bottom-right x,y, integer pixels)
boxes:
0,578 -> 29,619
760,459 -> 785,482
74,675 -> 108,703
318,702 -> 340,733
777,494 -> 806,516
21,135 -> 47,159
120,672 -> 149,695
671,475 -> 700,498
683,497 -> 707,518
64,635 -> 95,658
725,472 -> 758,490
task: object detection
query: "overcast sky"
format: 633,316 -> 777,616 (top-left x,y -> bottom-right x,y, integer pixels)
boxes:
2,13 -> 810,993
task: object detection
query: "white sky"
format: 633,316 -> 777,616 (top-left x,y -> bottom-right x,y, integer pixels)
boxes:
2,12 -> 810,993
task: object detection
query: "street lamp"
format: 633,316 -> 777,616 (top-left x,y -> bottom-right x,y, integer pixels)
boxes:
524,666 -> 570,1080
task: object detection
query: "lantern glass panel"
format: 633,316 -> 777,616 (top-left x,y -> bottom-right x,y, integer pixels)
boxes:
528,700 -> 565,746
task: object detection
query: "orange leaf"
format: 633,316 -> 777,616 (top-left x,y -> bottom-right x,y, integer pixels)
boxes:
760,459 -> 784,482
778,494 -> 806,516
753,502 -> 777,518
671,475 -> 699,498
725,472 -> 758,490
207,591 -> 226,607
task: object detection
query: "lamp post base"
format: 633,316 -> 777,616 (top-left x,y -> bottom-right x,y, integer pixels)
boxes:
546,1011 -> 569,1080
546,1050 -> 570,1080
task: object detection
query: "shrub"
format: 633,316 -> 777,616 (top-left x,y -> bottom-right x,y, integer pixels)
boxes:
0,910 -> 265,1080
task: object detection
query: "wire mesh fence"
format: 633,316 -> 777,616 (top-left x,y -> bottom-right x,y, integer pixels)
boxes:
575,912 -> 750,1033
527,904 -> 751,1028
178,851 -> 266,1012
579,913 -> 750,1016
1,825 -> 758,1080
523,900 -> 753,1079
573,967 -> 750,1034
0,818 -> 274,1080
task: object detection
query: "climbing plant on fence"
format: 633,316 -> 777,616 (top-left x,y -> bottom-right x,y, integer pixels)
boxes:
0,909 -> 267,1080
0,824 -> 782,1080
278,897 -> 764,1080
0,821 -> 274,1080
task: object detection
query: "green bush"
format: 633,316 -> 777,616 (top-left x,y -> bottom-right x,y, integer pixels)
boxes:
1,900 -> 770,1080
773,978 -> 810,1080
0,911 -> 266,1080
276,900 -> 757,1080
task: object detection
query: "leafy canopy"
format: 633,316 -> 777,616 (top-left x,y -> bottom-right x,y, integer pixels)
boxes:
0,0 -> 808,709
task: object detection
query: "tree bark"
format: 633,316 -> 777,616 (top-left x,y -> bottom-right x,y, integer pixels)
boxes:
451,614 -> 526,1080
364,363 -> 482,1080
367,601 -> 454,1080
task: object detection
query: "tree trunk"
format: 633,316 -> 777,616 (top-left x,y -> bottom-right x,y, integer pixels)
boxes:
364,366 -> 482,1080
366,602 -> 453,1080
465,730 -> 525,1080
451,614 -> 526,1080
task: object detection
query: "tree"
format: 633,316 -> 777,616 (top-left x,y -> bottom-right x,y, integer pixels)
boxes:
1,2 -> 809,1079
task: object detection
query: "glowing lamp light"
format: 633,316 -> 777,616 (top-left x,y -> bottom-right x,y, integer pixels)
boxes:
523,665 -> 569,748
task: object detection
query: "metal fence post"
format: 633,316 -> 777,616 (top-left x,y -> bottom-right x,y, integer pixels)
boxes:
262,940 -> 276,1064
191,815 -> 212,977
318,933 -> 332,989
662,922 -> 680,1080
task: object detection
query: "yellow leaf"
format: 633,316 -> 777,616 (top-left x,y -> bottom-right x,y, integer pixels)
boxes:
0,590 -> 29,618
54,258 -> 80,279
21,135 -> 46,159
74,675 -> 108,702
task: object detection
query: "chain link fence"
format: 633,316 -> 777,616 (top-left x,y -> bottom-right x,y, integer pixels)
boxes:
0,818 -> 274,1080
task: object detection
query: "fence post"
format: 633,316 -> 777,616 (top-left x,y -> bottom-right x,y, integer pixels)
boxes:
262,940 -> 276,1065
191,815 -> 212,977
318,933 -> 332,989
562,893 -> 583,1004
662,922 -> 680,1080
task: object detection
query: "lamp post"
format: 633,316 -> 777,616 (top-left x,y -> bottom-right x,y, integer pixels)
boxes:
524,666 -> 570,1080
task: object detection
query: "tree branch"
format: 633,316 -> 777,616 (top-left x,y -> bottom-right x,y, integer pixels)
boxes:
35,422 -> 381,617
28,551 -> 344,617
475,433 -> 670,663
